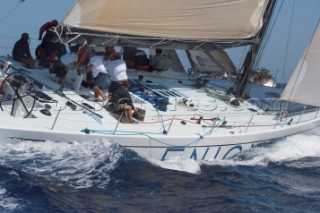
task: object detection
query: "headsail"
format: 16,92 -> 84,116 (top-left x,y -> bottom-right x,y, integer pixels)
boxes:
281,22 -> 320,107
63,0 -> 271,50
186,49 -> 236,75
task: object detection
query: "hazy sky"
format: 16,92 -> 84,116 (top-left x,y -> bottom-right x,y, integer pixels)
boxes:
0,0 -> 319,83
256,0 -> 320,82
0,0 -> 75,56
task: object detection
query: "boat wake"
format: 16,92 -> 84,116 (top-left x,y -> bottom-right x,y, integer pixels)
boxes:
0,186 -> 18,212
150,158 -> 201,174
0,139 -> 123,189
0,135 -> 320,212
146,134 -> 320,173
202,134 -> 320,167
0,134 -> 319,190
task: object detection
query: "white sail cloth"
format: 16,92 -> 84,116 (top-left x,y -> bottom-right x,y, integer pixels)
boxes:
63,0 -> 269,40
281,24 -> 320,107
187,49 -> 236,74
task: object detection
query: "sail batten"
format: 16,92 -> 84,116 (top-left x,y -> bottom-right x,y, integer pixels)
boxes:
63,0 -> 269,41
281,23 -> 320,106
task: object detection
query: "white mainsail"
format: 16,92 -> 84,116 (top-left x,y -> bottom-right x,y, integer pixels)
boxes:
281,23 -> 320,107
63,0 -> 269,40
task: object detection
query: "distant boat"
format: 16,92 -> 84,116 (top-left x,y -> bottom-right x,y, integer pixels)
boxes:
0,0 -> 319,161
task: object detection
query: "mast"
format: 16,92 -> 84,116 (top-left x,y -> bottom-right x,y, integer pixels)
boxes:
234,0 -> 277,98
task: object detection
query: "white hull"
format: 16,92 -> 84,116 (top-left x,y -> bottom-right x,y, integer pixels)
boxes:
1,115 -> 320,161
1,58 -> 320,161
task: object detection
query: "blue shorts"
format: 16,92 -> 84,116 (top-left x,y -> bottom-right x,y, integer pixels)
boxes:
94,72 -> 108,89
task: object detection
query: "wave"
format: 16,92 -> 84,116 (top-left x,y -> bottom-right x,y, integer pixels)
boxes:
1,134 -> 319,189
0,187 -> 19,212
150,158 -> 201,174
0,139 -> 123,189
202,134 -> 320,167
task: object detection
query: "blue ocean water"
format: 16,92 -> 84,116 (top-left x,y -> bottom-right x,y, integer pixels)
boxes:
0,134 -> 320,213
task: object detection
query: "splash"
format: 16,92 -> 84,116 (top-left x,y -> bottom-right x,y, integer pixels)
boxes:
202,134 -> 320,167
150,158 -> 201,174
0,139 -> 123,189
0,187 -> 18,211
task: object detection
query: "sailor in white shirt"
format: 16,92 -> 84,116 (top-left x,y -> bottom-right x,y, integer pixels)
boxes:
104,51 -> 137,123
105,54 -> 128,82
54,45 -> 79,89
79,48 -> 109,101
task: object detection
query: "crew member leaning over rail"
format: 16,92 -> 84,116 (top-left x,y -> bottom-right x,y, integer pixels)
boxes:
105,51 -> 137,123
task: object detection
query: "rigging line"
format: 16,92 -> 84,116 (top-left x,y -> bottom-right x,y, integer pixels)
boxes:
83,128 -> 163,135
193,41 -> 208,50
155,109 -> 166,133
121,38 -> 172,47
64,29 -> 250,47
0,1 -> 24,25
142,117 -> 226,147
281,0 -> 296,89
101,37 -> 118,45
59,26 -> 75,44
255,0 -> 285,69
83,117 -> 292,147
5,62 -> 104,119
51,25 -> 64,44
150,39 -> 167,48
0,35 -> 19,39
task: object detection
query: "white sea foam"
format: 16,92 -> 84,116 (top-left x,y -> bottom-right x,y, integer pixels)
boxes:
0,139 -> 122,189
120,134 -> 320,173
202,134 -> 320,167
0,187 -> 6,195
262,134 -> 320,160
2,134 -> 319,179
0,187 -> 18,211
150,158 -> 201,174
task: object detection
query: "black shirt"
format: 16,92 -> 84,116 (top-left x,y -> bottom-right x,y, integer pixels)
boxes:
108,81 -> 134,108
12,39 -> 32,61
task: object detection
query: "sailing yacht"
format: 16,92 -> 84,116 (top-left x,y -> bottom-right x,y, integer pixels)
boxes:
0,0 -> 319,161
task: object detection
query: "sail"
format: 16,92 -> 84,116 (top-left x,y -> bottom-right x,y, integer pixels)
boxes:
63,0 -> 271,49
281,24 -> 320,106
187,49 -> 236,74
